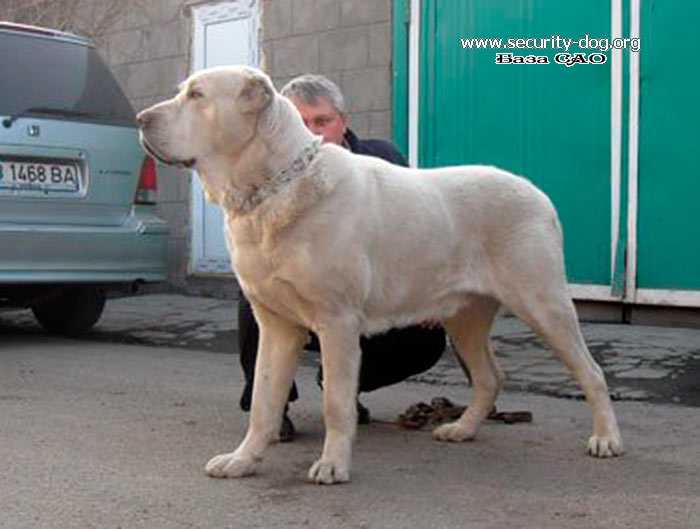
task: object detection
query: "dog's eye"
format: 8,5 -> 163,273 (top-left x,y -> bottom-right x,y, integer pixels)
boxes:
189,89 -> 204,100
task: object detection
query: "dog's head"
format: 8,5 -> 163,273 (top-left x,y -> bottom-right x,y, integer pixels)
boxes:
136,66 -> 275,171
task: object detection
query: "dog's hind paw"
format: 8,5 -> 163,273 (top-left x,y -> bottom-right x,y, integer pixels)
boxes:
432,421 -> 478,442
308,459 -> 350,485
205,452 -> 258,478
587,434 -> 624,458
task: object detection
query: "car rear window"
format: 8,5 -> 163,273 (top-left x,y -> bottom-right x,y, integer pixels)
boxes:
0,30 -> 135,127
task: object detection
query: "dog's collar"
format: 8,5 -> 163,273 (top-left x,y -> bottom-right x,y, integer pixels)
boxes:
272,137 -> 322,186
234,138 -> 322,215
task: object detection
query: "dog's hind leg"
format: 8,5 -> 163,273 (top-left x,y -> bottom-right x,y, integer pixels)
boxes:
206,301 -> 307,478
492,241 -> 623,457
433,295 -> 502,442
504,289 -> 622,457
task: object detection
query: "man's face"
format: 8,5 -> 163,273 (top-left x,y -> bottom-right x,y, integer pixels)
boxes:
288,95 -> 348,145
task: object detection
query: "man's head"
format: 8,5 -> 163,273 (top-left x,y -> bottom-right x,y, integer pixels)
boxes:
281,74 -> 348,145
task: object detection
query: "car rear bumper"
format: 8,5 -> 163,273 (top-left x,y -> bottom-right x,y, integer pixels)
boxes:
0,207 -> 169,283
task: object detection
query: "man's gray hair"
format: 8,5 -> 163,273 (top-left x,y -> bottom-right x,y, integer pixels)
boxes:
280,74 -> 346,114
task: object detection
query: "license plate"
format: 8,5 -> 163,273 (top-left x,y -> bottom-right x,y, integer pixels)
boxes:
0,159 -> 83,194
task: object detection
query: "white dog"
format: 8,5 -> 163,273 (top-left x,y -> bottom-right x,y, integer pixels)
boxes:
137,65 -> 623,484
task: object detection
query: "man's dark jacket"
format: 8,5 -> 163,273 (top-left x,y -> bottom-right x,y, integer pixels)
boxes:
343,128 -> 408,167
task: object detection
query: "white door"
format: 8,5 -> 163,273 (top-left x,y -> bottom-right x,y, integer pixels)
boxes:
190,1 -> 260,273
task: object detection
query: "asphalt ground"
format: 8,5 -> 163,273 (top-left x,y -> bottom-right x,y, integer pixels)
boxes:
1,333 -> 699,529
3,294 -> 699,407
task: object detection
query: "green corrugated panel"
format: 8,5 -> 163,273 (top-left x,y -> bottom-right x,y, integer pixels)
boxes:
419,0 -> 612,285
636,0 -> 700,290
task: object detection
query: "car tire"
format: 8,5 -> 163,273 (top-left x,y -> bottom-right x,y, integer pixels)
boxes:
32,286 -> 106,336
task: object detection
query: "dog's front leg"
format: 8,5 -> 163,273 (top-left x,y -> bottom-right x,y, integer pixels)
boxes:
206,302 -> 307,478
309,317 -> 362,484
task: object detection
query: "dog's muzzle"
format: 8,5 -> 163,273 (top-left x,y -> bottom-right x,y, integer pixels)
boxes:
138,131 -> 196,169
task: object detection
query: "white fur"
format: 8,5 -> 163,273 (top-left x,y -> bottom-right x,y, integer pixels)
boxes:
138,66 -> 623,485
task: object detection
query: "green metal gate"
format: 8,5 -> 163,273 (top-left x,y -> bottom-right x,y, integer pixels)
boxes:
635,1 -> 700,306
393,0 -> 700,307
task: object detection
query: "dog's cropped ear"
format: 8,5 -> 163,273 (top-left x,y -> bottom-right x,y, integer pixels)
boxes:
238,71 -> 274,114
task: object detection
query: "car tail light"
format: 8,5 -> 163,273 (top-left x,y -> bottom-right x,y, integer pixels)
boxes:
135,156 -> 157,205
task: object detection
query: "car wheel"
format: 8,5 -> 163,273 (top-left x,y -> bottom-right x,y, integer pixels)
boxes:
32,286 -> 106,336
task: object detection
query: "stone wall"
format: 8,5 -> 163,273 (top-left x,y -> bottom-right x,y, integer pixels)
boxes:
262,0 -> 394,139
0,0 -> 396,293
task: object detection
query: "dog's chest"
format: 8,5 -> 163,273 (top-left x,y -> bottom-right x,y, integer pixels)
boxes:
238,267 -> 314,328
231,246 -> 285,302
228,233 -> 315,326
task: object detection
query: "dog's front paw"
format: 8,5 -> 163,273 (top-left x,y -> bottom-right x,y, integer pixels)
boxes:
308,459 -> 350,485
432,421 -> 478,442
205,452 -> 258,478
587,434 -> 624,458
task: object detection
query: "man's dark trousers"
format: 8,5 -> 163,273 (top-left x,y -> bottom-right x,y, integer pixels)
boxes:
238,295 -> 446,411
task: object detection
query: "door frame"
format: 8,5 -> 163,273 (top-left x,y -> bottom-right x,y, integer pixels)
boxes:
189,0 -> 260,275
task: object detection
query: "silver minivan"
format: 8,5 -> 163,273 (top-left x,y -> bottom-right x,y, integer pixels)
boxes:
0,22 -> 168,335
